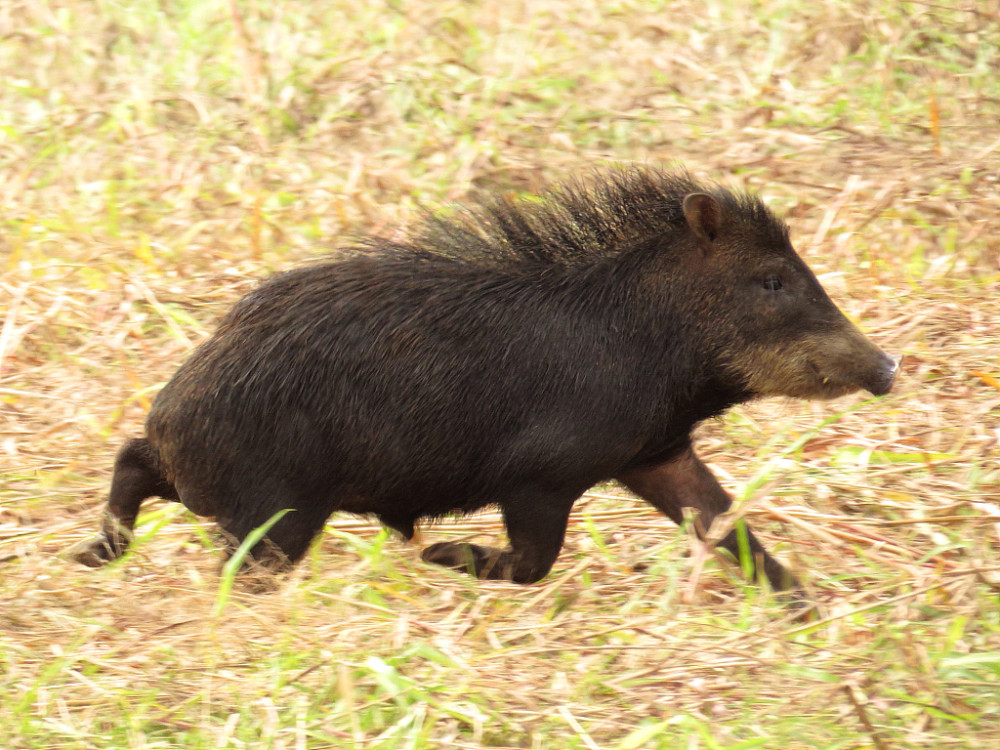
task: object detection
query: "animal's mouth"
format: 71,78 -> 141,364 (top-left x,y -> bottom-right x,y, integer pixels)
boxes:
805,362 -> 859,399
802,353 -> 900,400
766,358 -> 858,401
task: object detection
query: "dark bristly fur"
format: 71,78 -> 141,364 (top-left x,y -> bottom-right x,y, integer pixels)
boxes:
73,166 -> 899,596
383,168 -> 783,270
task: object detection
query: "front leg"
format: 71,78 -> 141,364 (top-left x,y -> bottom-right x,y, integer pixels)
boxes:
422,492 -> 576,584
616,446 -> 800,592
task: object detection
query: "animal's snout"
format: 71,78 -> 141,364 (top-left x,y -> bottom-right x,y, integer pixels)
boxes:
867,353 -> 901,397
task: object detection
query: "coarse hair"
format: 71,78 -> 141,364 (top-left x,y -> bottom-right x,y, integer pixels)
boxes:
362,166 -> 786,271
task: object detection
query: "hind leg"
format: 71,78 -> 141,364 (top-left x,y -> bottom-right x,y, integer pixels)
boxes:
73,437 -> 178,567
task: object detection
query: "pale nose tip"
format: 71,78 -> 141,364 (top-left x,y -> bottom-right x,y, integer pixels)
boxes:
883,353 -> 903,392
868,352 -> 902,397
889,354 -> 903,379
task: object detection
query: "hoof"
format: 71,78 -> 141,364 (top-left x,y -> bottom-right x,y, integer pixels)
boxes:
779,589 -> 819,622
421,541 -> 517,580
70,534 -> 127,568
421,541 -> 474,569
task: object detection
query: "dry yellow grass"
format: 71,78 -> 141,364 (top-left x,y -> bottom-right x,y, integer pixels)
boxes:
2,1 -> 998,748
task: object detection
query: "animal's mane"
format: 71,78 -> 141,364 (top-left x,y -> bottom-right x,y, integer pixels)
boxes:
361,167 -> 782,270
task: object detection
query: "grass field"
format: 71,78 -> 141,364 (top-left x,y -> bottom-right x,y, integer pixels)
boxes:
2,1 -> 999,748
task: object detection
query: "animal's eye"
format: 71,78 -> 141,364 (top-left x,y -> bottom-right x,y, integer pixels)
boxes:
762,275 -> 783,292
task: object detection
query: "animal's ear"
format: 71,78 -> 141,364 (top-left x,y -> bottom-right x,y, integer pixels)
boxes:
682,192 -> 722,246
